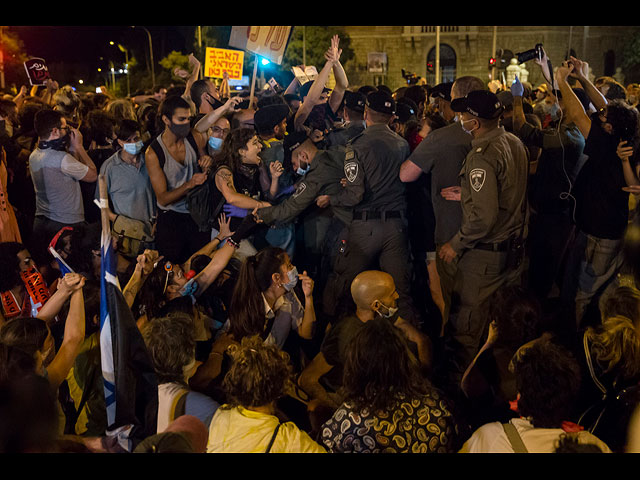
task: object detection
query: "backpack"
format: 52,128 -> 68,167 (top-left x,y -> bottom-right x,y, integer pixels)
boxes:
149,133 -> 224,232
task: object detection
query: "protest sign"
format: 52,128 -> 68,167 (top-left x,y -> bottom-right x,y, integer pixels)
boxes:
204,47 -> 244,80
24,57 -> 51,86
228,26 -> 292,65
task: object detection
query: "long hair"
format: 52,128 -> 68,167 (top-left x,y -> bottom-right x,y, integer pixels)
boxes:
585,315 -> 640,383
212,127 -> 256,175
0,317 -> 49,358
228,247 -> 287,341
222,335 -> 293,409
342,317 -> 431,414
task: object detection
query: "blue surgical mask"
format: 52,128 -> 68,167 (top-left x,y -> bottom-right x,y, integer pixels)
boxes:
123,140 -> 144,155
282,266 -> 298,291
296,162 -> 310,176
208,135 -> 223,151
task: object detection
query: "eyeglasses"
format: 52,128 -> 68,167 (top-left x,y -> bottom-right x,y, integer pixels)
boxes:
212,126 -> 230,136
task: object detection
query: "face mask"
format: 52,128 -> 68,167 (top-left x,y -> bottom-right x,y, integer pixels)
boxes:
460,118 -> 478,135
375,300 -> 399,319
208,135 -> 223,151
282,266 -> 298,291
169,121 -> 191,138
39,133 -> 70,151
123,140 -> 144,155
206,94 -> 224,110
296,161 -> 310,176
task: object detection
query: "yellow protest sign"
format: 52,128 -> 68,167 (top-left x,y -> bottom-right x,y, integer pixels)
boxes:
204,47 -> 244,80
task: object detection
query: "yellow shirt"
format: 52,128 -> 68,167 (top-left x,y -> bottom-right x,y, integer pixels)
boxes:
207,405 -> 325,453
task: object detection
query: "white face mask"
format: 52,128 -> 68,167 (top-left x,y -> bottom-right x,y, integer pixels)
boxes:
183,357 -> 198,381
460,118 -> 478,135
375,300 -> 399,318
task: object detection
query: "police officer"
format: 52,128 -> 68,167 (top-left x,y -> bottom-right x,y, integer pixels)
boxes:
324,90 -> 367,150
317,90 -> 419,324
437,89 -> 529,391
254,130 -> 349,284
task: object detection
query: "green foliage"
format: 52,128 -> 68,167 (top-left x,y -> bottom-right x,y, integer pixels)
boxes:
621,28 -> 640,70
159,50 -> 191,72
282,26 -> 354,71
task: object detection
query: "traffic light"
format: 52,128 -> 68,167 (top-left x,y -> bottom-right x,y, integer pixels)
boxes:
427,62 -> 434,74
489,57 -> 497,69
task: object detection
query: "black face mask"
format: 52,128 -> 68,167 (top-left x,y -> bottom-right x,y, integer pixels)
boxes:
169,122 -> 191,139
206,93 -> 224,110
39,133 -> 70,151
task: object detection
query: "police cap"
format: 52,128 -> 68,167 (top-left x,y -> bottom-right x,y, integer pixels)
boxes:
343,91 -> 366,113
254,104 -> 291,135
451,90 -> 504,119
366,90 -> 396,115
430,82 -> 453,102
283,130 -> 310,163
395,101 -> 417,123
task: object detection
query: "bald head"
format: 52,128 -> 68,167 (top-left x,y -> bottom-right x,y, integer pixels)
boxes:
351,271 -> 396,310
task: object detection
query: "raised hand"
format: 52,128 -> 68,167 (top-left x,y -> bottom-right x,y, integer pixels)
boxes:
270,161 -> 284,179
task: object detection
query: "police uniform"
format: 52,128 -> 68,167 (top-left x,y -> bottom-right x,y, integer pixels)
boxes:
257,132 -> 350,283
253,104 -> 296,255
324,91 -> 367,150
439,90 -> 530,389
323,91 -> 418,323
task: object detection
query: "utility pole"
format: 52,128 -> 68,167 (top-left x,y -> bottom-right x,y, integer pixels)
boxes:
0,26 -> 5,90
435,26 -> 441,85
491,26 -> 498,81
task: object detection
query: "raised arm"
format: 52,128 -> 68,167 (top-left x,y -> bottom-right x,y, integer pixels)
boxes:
45,273 -> 86,391
327,35 -> 348,115
556,64 -> 592,139
569,56 -> 608,113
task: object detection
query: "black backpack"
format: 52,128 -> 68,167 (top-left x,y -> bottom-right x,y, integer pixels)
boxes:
149,133 -> 224,232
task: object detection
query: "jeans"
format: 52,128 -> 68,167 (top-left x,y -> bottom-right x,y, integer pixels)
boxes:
561,230 -> 624,328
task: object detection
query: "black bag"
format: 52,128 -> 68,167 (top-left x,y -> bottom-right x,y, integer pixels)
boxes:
149,133 -> 223,232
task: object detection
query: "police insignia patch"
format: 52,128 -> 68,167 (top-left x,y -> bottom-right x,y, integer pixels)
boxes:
345,161 -> 358,183
470,168 -> 486,192
293,182 -> 307,198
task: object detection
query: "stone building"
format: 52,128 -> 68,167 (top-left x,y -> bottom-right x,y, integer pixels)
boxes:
340,26 -> 638,91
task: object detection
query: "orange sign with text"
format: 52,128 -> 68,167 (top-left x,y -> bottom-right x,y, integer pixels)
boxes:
204,47 -> 244,80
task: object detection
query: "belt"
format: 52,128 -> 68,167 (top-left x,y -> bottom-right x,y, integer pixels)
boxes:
474,237 -> 513,252
352,210 -> 402,221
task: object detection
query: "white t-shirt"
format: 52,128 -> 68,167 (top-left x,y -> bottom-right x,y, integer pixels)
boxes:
459,418 -> 612,453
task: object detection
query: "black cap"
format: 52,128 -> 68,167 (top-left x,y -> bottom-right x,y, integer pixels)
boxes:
366,90 -> 396,115
254,104 -> 290,135
395,101 -> 417,123
430,82 -> 453,102
451,90 -> 504,119
343,91 -> 366,113
283,130 -> 310,164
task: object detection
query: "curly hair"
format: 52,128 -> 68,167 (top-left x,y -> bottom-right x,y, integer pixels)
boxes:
342,317 -> 431,414
212,127 -> 257,174
141,314 -> 195,384
584,315 -> 640,383
222,335 -> 293,409
483,285 -> 542,350
104,99 -> 137,122
511,336 -> 581,428
599,286 -> 640,327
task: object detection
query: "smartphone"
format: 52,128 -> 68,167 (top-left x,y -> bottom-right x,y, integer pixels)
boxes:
237,99 -> 250,109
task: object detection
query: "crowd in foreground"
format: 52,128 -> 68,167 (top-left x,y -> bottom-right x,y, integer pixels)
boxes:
1,37 -> 640,453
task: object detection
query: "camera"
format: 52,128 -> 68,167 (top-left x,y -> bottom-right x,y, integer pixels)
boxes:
516,43 -> 544,63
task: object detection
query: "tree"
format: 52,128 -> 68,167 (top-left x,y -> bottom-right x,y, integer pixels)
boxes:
621,27 -> 640,83
282,26 -> 354,72
1,27 -> 29,91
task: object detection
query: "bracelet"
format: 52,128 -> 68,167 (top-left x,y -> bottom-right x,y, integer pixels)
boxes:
227,237 -> 240,249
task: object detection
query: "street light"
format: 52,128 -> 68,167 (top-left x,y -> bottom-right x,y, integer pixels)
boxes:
131,25 -> 155,87
117,43 -> 130,97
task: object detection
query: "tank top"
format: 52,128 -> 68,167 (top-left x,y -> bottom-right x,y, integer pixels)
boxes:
156,135 -> 198,214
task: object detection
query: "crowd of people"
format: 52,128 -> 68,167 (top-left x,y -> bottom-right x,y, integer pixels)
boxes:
0,36 -> 640,454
